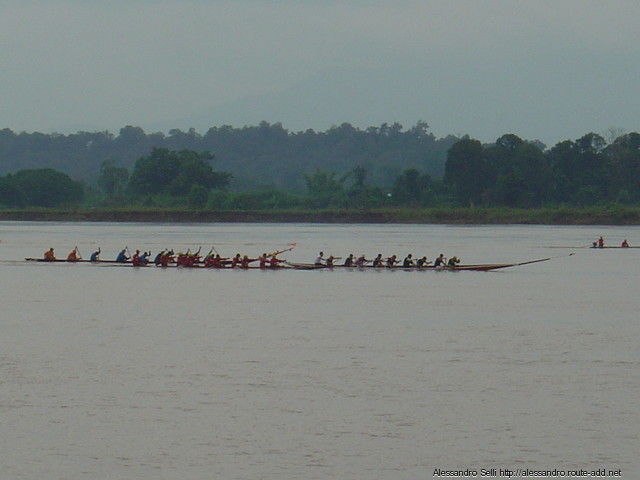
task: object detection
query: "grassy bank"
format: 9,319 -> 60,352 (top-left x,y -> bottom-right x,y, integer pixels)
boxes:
2,206 -> 640,225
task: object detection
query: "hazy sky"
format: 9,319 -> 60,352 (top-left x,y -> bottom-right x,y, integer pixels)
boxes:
2,0 -> 639,146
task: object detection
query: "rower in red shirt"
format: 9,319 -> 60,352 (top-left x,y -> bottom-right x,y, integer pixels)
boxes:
240,255 -> 257,269
212,254 -> 228,268
159,250 -> 174,267
269,254 -> 284,268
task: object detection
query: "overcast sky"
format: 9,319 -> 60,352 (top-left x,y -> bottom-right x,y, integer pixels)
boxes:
1,0 -> 639,146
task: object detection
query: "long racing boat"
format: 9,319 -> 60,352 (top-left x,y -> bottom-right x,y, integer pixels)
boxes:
24,256 -> 551,271
285,257 -> 551,271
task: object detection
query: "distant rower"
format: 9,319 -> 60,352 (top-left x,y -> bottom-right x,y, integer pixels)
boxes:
67,247 -> 80,262
43,248 -> 56,261
116,249 -> 130,263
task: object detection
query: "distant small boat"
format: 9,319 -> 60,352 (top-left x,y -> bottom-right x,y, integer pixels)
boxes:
545,245 -> 639,249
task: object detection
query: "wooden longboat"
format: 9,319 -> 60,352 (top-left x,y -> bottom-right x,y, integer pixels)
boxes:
25,257 -> 128,264
286,257 -> 550,271
25,257 -> 550,271
24,257 -> 292,269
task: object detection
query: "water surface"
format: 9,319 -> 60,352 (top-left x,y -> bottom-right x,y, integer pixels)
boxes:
1,222 -> 638,479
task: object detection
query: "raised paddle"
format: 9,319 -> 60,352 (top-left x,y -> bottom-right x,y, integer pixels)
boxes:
270,242 -> 297,256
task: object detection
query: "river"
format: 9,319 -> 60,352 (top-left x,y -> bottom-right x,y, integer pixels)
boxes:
1,221 -> 638,479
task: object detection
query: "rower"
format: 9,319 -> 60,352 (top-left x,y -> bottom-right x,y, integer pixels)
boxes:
90,248 -> 101,262
240,255 -> 257,269
43,248 -> 56,261
621,239 -> 629,248
154,250 -> 165,265
314,251 -> 324,266
372,254 -> 383,267
386,254 -> 397,267
343,253 -> 354,267
231,253 -> 242,268
188,250 -> 201,266
416,256 -> 429,267
115,249 -> 129,263
597,236 -> 604,248
139,251 -> 151,265
131,249 -> 142,266
355,254 -> 370,267
203,251 -> 215,266
269,254 -> 284,268
447,256 -> 460,268
213,254 -> 229,268
402,254 -> 414,268
159,250 -> 174,267
67,247 -> 80,262
204,253 -> 216,268
433,254 -> 446,268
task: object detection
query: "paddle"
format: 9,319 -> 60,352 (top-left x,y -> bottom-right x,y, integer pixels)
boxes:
270,242 -> 297,256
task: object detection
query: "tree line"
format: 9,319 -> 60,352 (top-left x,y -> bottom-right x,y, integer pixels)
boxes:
1,123 -> 640,209
0,121 -> 455,191
444,132 -> 640,207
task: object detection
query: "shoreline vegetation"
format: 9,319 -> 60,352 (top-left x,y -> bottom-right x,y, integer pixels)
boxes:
2,206 -> 640,225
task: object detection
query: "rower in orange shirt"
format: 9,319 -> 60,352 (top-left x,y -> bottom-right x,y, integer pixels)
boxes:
67,247 -> 80,262
43,248 -> 56,261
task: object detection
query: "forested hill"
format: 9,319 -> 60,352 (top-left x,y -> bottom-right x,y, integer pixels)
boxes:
0,121 -> 459,190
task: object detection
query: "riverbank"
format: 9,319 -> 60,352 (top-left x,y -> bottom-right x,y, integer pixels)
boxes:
2,206 -> 640,224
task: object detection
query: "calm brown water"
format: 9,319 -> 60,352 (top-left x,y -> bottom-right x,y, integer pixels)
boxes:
1,222 -> 639,479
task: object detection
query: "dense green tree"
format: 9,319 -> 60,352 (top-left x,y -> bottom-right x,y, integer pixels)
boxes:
605,133 -> 640,203
548,133 -> 610,204
444,138 -> 489,206
0,175 -> 21,206
340,166 -> 386,208
392,168 -> 430,205
187,184 -> 210,208
97,158 -> 129,195
303,168 -> 345,208
1,168 -> 84,207
487,139 -> 552,207
128,148 -> 231,196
